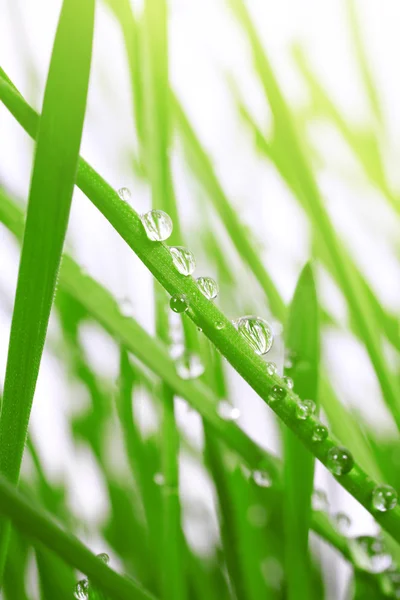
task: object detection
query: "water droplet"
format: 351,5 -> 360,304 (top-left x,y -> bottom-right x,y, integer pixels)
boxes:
233,316 -> 273,355
372,484 -> 398,512
196,276 -> 219,300
170,294 -> 189,313
118,187 -> 131,202
120,298 -> 134,317
282,376 -> 294,389
247,504 -> 268,528
312,423 -> 328,443
74,580 -> 89,600
326,446 -> 354,476
169,246 -> 196,276
312,489 -> 329,512
141,209 -> 173,241
252,470 -> 272,488
284,349 -> 297,369
332,512 -> 351,535
349,536 -> 392,574
265,361 -> 277,376
269,385 -> 286,403
97,552 -> 109,565
154,473 -> 165,486
296,399 -> 316,420
215,321 -> 225,330
217,401 -> 240,421
176,351 -> 204,380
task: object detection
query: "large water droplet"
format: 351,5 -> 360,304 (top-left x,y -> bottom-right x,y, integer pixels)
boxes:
269,385 -> 286,403
196,276 -> 219,300
141,210 -> 173,241
74,580 -> 89,600
252,470 -> 272,488
217,401 -> 240,421
233,316 -> 273,355
176,351 -> 204,380
296,399 -> 316,420
312,423 -> 328,443
170,294 -> 189,313
169,246 -> 196,276
312,489 -> 329,512
118,187 -> 131,202
333,512 -> 351,535
265,362 -> 277,376
326,446 -> 354,476
349,536 -> 392,573
282,376 -> 294,389
97,552 -> 109,565
372,484 -> 398,512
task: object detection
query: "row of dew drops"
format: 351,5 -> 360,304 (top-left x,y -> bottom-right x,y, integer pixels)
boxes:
118,191 -> 400,577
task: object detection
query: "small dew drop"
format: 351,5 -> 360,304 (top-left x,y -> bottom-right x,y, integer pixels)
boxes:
74,580 -> 89,600
284,349 -> 297,369
333,512 -> 351,535
349,536 -> 392,574
118,187 -> 131,202
97,552 -> 109,565
233,316 -> 273,355
252,470 -> 272,488
196,276 -> 219,300
120,298 -> 134,317
312,423 -> 328,443
269,385 -> 286,403
372,484 -> 398,512
265,362 -> 277,376
282,376 -> 294,389
312,489 -> 329,512
296,399 -> 316,420
217,401 -> 241,421
326,446 -> 354,476
176,351 -> 205,380
247,504 -> 268,528
169,246 -> 196,276
141,209 -> 173,241
154,473 -> 165,486
215,321 -> 225,330
170,294 -> 189,313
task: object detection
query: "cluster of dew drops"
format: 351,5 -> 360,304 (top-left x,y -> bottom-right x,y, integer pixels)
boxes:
118,190 -> 399,563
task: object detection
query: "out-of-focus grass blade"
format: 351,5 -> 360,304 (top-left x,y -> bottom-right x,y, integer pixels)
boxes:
36,548 -> 76,600
0,0 -> 95,575
283,263 -> 319,600
3,530 -> 29,600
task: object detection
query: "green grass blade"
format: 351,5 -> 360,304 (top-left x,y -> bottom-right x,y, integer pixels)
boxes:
283,263 -> 319,600
0,0 -> 94,576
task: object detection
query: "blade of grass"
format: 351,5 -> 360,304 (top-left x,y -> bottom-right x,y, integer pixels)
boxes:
283,263 -> 319,600
0,0 -> 94,578
1,91 -> 400,548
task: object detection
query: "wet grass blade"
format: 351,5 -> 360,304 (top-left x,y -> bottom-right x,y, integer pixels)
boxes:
0,0 -> 94,575
283,263 -> 319,600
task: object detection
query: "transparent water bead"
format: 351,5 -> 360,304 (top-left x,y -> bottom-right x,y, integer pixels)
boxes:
233,316 -> 273,355
170,294 -> 189,313
296,399 -> 316,420
252,470 -> 272,488
326,446 -> 354,476
215,321 -> 225,330
74,579 -> 89,600
118,187 -> 131,202
372,484 -> 398,512
196,276 -> 219,300
176,351 -> 204,380
265,362 -> 277,376
282,376 -> 294,389
141,209 -> 173,242
312,423 -> 328,443
269,385 -> 286,403
312,489 -> 329,512
97,552 -> 109,565
217,401 -> 241,421
349,536 -> 392,574
333,512 -> 351,535
154,473 -> 165,486
169,246 -> 196,276
120,298 -> 134,317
